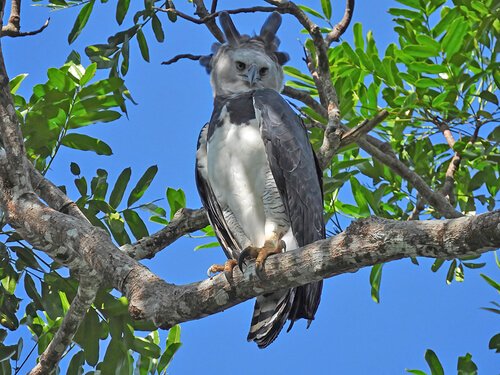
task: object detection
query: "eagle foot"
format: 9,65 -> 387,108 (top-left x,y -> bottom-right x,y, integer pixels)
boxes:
238,239 -> 286,278
207,259 -> 238,279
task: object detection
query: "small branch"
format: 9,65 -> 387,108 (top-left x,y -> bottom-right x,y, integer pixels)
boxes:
339,110 -> 389,148
161,53 -> 204,66
123,208 -> 209,260
317,110 -> 388,169
355,136 -> 462,218
282,86 -> 326,119
325,0 -> 355,46
156,6 -> 277,25
408,195 -> 426,220
28,276 -> 100,375
210,0 -> 218,14
1,17 -> 49,38
191,0 -> 224,42
28,161 -> 88,222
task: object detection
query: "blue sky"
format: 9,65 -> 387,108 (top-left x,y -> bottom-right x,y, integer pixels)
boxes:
3,0 -> 499,373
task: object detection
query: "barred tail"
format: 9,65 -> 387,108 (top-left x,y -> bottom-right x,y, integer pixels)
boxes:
247,289 -> 295,349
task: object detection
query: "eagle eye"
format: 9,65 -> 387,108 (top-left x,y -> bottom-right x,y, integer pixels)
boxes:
259,67 -> 269,76
235,61 -> 246,71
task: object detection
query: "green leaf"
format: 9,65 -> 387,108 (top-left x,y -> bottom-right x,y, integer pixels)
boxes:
431,258 -> 445,272
406,370 -> 428,375
9,74 -> 28,95
0,344 -> 17,362
489,333 -> 500,353
194,241 -> 220,251
166,0 -> 177,22
158,325 -> 182,373
353,23 -> 364,50
70,162 -> 81,176
68,0 -> 95,44
479,90 -> 498,106
298,5 -> 325,19
457,353 -> 477,375
442,16 -> 469,58
424,349 -> 444,375
74,308 -> 100,366
116,0 -> 130,25
61,133 -> 113,155
80,63 -> 97,86
127,165 -> 158,207
167,187 -> 186,219
136,28 -> 150,62
321,0 -> 332,19
123,209 -> 149,240
152,14 -> 165,43
446,259 -> 457,284
370,263 -> 383,303
109,167 -> 131,209
132,336 -> 161,358
395,0 -> 421,9
404,44 -> 439,58
24,274 -> 44,310
67,350 -> 85,375
480,273 -> 500,292
350,178 -> 370,216
74,177 -> 87,197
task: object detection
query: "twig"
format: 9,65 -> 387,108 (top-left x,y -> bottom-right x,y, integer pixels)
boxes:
123,208 -> 209,260
1,0 -> 49,37
28,276 -> 100,375
282,86 -> 326,120
408,195 -> 426,220
210,0 -> 218,14
355,136 -> 462,218
325,0 -> 355,45
339,110 -> 389,147
1,17 -> 49,37
156,6 -> 277,25
162,53 -> 204,65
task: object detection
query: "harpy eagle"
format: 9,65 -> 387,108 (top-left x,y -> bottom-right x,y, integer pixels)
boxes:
195,12 -> 324,348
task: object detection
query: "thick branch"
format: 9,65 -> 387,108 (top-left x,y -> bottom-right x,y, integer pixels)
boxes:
123,208 -> 209,260
127,210 -> 500,328
28,276 -> 100,375
325,0 -> 355,45
191,0 -> 224,42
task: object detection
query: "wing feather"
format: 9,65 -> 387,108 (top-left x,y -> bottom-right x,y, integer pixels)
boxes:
195,123 -> 241,260
254,88 -> 324,324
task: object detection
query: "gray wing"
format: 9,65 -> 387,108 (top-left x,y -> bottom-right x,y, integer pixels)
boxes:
195,123 -> 241,260
254,88 -> 324,325
254,89 -> 325,246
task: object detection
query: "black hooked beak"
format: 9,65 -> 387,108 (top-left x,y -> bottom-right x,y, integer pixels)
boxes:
246,64 -> 258,86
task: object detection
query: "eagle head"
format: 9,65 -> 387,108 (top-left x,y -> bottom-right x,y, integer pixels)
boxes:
201,12 -> 290,97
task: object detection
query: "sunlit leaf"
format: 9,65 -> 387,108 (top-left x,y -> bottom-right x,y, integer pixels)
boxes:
127,165 -> 158,207
62,134 -> 113,155
68,0 -> 95,44
425,349 -> 444,375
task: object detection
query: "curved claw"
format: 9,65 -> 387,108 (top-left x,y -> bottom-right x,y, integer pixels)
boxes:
238,248 -> 252,271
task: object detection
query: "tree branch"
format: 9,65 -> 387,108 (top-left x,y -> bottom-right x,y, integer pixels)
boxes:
325,0 -> 355,46
161,53 -> 204,66
123,208 -> 209,260
126,210 -> 500,328
191,0 -> 224,42
1,0 -> 49,38
28,276 -> 100,375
